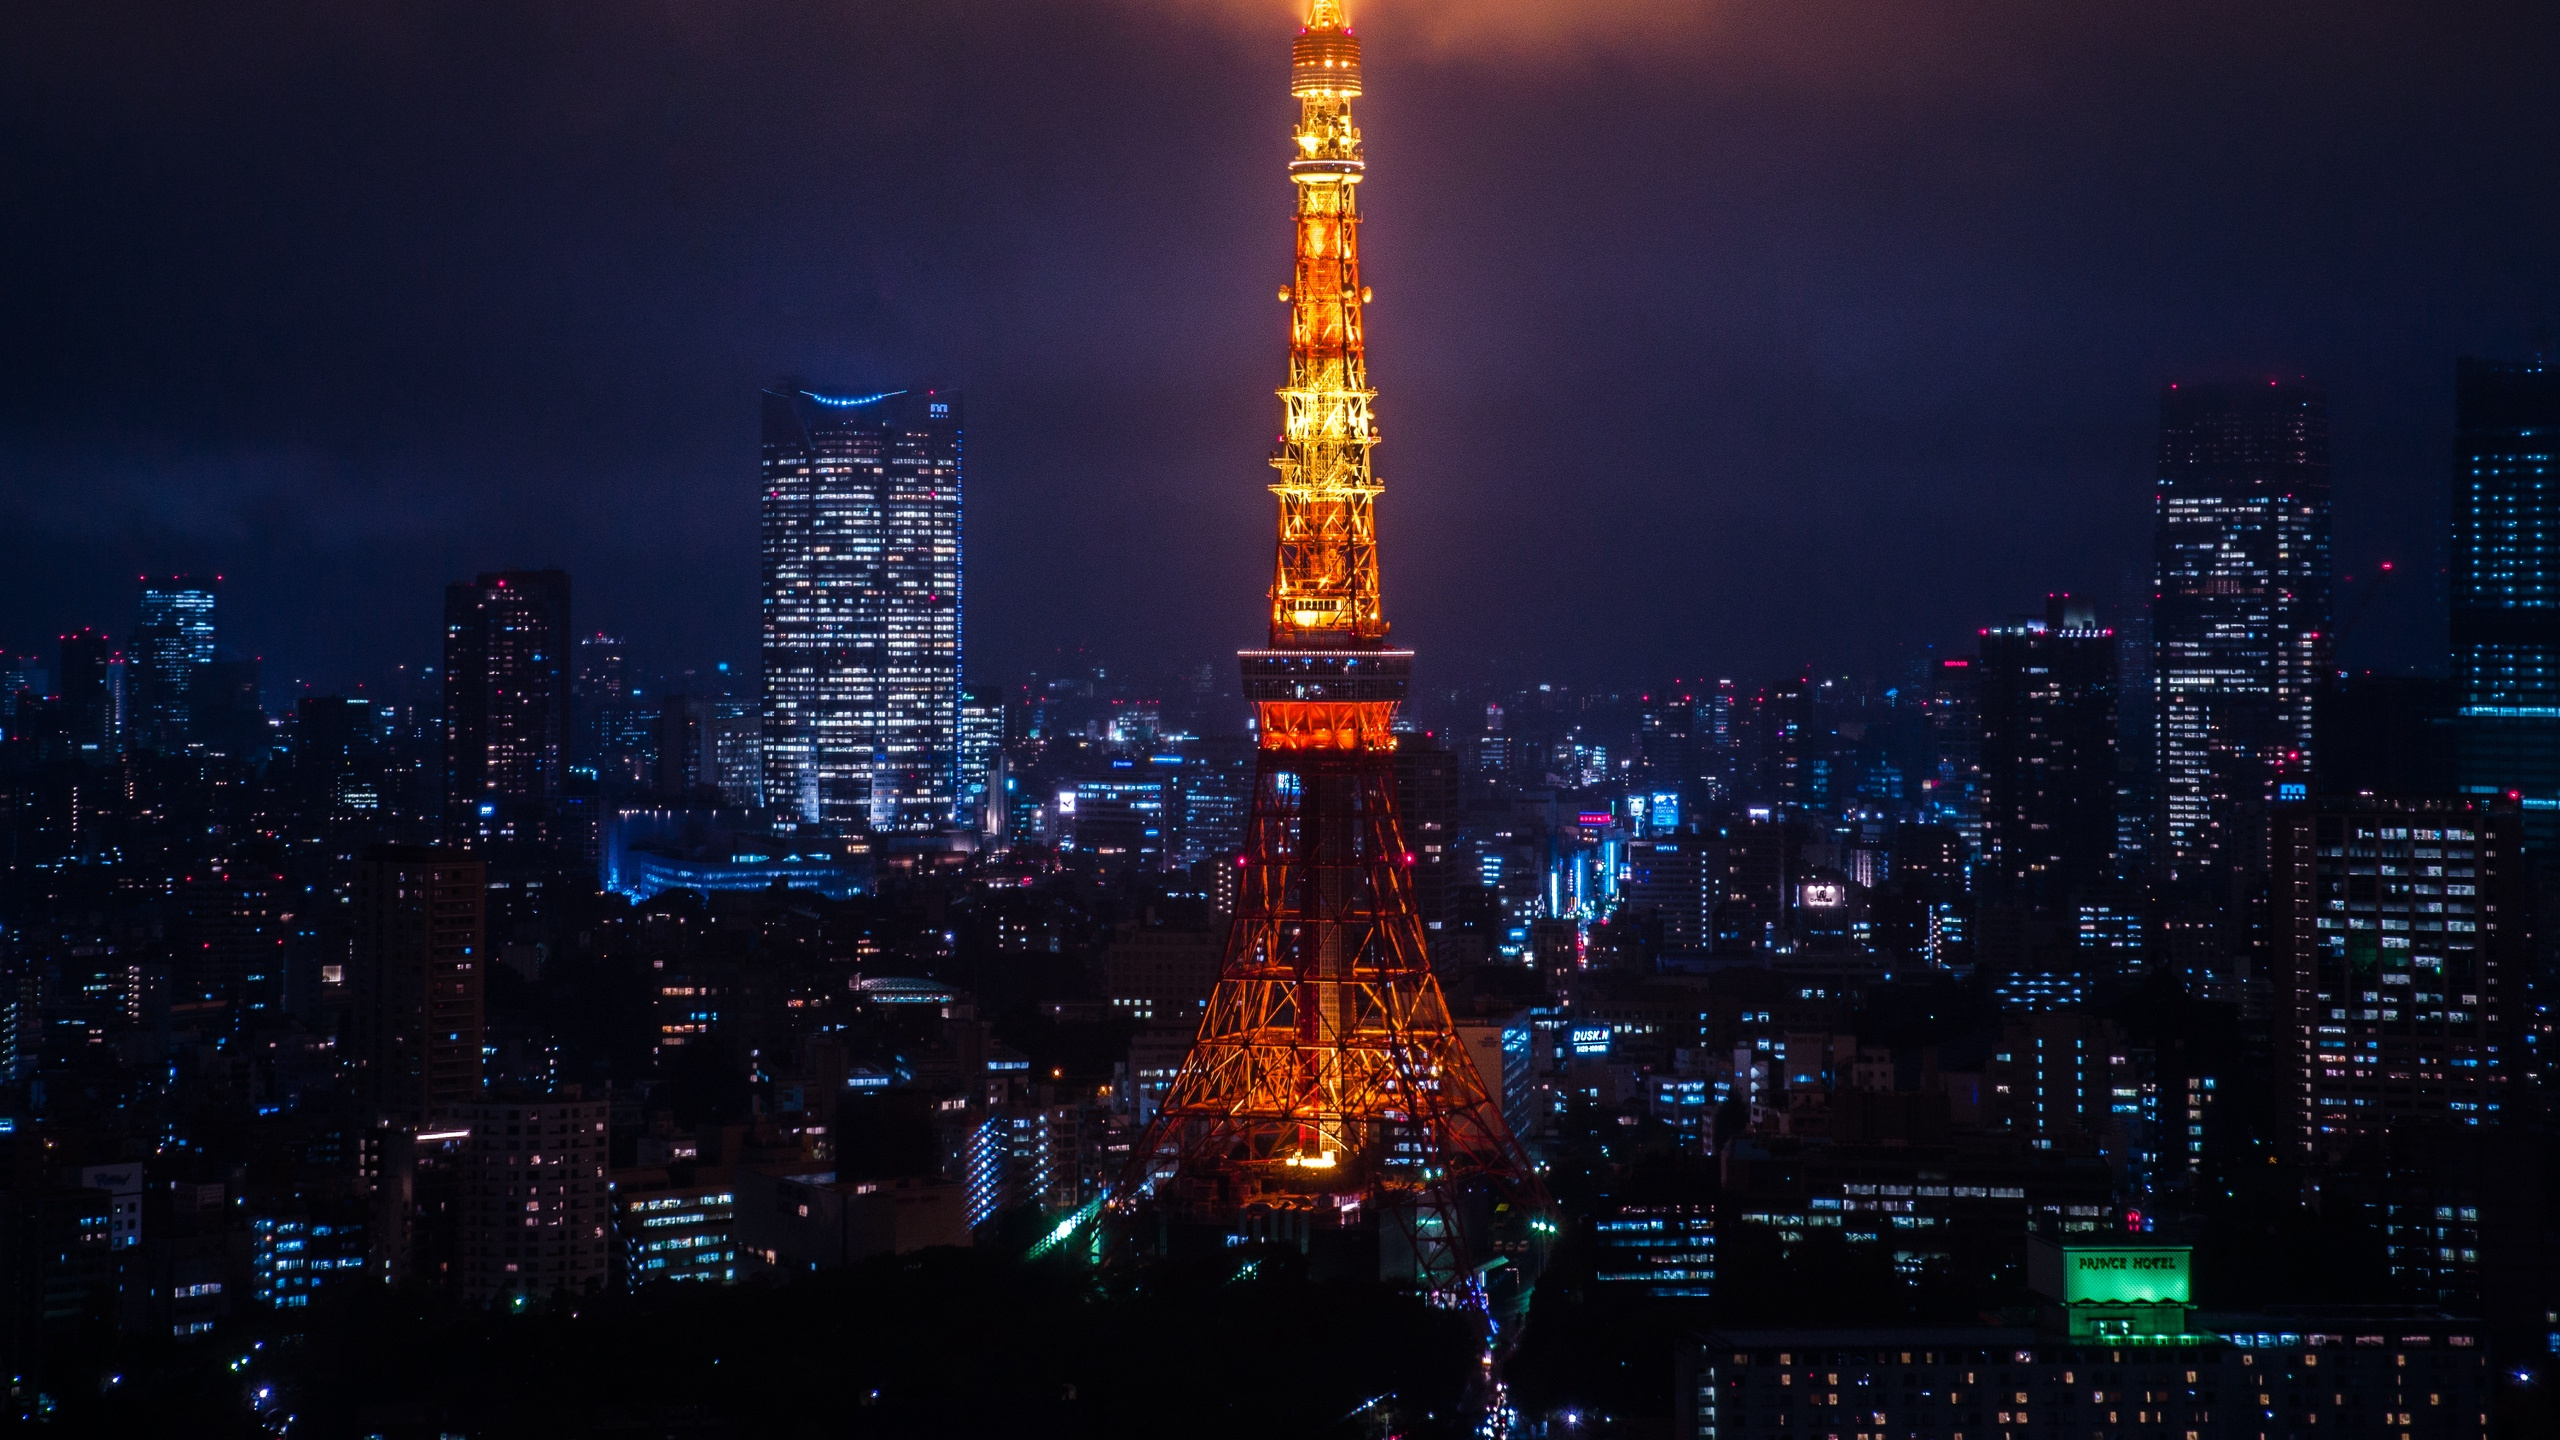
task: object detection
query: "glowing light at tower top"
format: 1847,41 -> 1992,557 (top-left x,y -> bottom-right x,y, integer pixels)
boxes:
1268,0 -> 1383,648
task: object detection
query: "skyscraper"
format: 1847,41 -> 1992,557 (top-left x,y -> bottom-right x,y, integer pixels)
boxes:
349,845 -> 487,1125
1976,595 -> 2119,911
55,628 -> 116,759
2152,379 -> 2332,880
957,687 -> 1004,834
2450,357 -> 2560,846
129,575 -> 217,753
2267,797 -> 2524,1155
759,387 -> 963,833
294,695 -> 380,821
1925,656 -> 1982,857
442,571 -> 573,842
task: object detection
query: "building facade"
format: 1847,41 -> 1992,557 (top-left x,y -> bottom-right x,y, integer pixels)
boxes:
610,1175 -> 737,1287
1684,1317 -> 2490,1440
1977,597 -> 2119,912
759,386 -> 963,833
1593,1203 -> 1715,1298
250,1211 -> 371,1307
442,570 -> 573,843
2449,356 -> 2560,846
2267,797 -> 2526,1155
456,1091 -> 611,1304
350,845 -> 487,1125
128,575 -> 217,753
55,628 -> 118,759
2152,380 -> 2331,881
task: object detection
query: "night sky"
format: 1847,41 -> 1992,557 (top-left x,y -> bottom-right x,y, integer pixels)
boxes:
6,0 -> 2558,697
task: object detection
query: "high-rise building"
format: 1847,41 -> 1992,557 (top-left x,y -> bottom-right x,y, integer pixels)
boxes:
0,655 -> 46,718
1625,837 -> 1709,951
129,575 -> 217,753
571,631 -> 627,713
1394,732 -> 1460,930
700,699 -> 762,808
177,862 -> 289,1028
55,628 -> 116,759
2113,592 -> 2158,877
1752,678 -> 1813,810
759,387 -> 963,833
571,631 -> 644,783
1639,689 -> 1697,807
2152,379 -> 2332,881
455,1090 -> 610,1304
349,845 -> 487,1125
442,570 -> 573,843
2450,357 -> 2560,847
2267,796 -> 2525,1157
1924,657 -> 1982,858
192,655 -> 268,760
1976,595 -> 2119,911
294,695 -> 381,821
958,688 -> 1004,834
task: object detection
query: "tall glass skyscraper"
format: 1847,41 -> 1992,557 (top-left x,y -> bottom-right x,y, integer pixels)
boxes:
2152,379 -> 2332,881
2451,357 -> 2560,845
130,575 -> 218,753
760,387 -> 962,833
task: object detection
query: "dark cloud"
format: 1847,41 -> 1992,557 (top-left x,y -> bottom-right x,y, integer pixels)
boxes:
3,0 -> 2554,694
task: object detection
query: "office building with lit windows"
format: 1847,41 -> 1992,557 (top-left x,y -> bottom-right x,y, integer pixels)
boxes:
56,627 -> 118,758
958,688 -> 1004,833
611,1176 -> 738,1286
1681,1240 -> 2493,1440
2267,796 -> 2526,1156
2450,357 -> 2560,846
129,574 -> 217,752
350,844 -> 487,1125
759,386 -> 963,833
1977,595 -> 2119,912
250,1212 -> 371,1307
457,1090 -> 612,1305
1594,1204 -> 1715,1298
2152,380 -> 2331,881
443,570 -> 573,842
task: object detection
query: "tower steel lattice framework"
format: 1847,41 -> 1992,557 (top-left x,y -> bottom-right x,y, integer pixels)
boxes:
1129,0 -> 1539,1287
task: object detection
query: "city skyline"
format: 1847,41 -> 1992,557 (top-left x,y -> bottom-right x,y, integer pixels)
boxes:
4,3 -> 2559,1434
9,2 -> 2558,691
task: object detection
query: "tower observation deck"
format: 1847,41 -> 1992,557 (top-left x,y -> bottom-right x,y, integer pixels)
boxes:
1128,0 -> 1541,1293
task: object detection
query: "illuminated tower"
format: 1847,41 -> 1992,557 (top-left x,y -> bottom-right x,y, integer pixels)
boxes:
1132,0 -> 1536,1287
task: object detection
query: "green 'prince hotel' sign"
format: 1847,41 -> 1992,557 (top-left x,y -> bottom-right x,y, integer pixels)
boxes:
2063,1247 -> 2191,1306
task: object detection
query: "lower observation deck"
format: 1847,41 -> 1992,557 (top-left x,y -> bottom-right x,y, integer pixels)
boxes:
1238,649 -> 1412,702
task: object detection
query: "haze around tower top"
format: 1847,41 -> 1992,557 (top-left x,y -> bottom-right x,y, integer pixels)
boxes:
1124,0 -> 2119,79
1132,0 -> 1726,55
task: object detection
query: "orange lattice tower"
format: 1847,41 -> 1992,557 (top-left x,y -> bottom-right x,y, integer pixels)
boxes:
1129,0 -> 1539,1288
